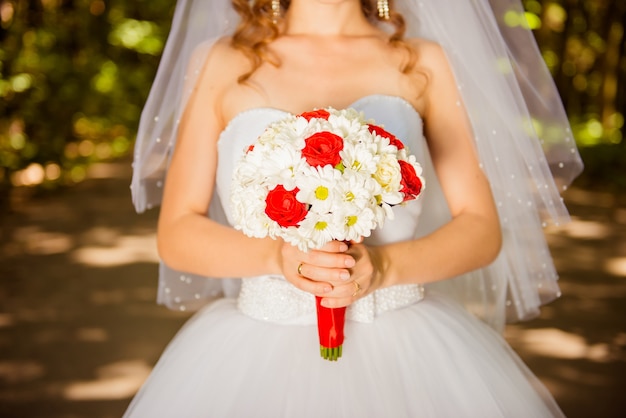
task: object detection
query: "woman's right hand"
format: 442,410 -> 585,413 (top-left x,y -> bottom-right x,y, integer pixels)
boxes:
280,241 -> 355,297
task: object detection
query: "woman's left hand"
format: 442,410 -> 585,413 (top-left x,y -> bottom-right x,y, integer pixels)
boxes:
319,241 -> 387,309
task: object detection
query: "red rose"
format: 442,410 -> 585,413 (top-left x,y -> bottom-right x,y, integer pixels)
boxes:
299,109 -> 331,121
302,131 -> 344,168
368,124 -> 405,150
265,185 -> 308,227
398,160 -> 423,201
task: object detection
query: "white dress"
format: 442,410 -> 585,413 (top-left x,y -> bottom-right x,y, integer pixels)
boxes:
123,95 -> 565,417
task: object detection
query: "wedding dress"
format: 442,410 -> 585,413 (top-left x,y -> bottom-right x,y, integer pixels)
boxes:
123,95 -> 565,417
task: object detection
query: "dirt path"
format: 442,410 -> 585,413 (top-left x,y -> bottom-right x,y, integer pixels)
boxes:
1,161 -> 624,417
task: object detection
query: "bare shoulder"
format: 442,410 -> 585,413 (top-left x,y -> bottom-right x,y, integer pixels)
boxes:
198,37 -> 249,85
405,38 -> 461,111
190,37 -> 255,126
405,38 -> 451,75
393,38 -> 454,113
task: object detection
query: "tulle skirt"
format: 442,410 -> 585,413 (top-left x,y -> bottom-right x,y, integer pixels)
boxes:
123,293 -> 564,417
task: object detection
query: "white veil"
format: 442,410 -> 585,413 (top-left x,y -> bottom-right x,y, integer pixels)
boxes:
130,0 -> 583,329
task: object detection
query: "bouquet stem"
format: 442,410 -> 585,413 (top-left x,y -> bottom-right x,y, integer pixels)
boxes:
315,296 -> 346,361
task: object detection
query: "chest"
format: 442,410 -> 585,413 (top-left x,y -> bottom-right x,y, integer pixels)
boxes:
221,39 -> 425,121
260,47 -> 402,106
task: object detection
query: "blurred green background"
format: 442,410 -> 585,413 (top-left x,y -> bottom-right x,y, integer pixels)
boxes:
0,0 -> 624,204
0,0 -> 170,208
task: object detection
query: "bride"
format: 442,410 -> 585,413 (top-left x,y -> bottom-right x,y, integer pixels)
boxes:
125,0 -> 583,416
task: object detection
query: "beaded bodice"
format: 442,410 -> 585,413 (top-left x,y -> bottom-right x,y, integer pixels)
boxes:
216,95 -> 427,324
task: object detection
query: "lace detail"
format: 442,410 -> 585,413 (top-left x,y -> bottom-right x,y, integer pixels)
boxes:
237,276 -> 424,324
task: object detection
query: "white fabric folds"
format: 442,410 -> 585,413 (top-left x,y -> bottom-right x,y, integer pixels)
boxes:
123,296 -> 565,417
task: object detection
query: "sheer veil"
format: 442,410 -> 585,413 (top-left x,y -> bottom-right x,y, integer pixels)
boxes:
130,0 -> 583,330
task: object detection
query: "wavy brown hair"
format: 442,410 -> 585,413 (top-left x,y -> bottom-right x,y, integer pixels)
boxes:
231,0 -> 415,82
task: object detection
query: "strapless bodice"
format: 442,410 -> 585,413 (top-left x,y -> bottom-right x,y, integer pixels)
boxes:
215,95 -> 429,324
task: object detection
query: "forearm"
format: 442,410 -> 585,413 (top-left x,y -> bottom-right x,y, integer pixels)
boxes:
379,212 -> 502,287
157,213 -> 282,279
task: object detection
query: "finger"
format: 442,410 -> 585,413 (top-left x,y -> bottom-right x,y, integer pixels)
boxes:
349,237 -> 364,244
299,262 -> 351,285
318,278 -> 363,301
287,270 -> 333,295
304,248 -> 355,269
318,295 -> 356,309
319,240 -> 350,253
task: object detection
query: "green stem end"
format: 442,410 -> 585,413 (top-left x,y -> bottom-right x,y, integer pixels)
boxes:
320,345 -> 343,361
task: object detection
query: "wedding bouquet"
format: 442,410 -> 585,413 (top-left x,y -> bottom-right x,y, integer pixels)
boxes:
231,107 -> 424,360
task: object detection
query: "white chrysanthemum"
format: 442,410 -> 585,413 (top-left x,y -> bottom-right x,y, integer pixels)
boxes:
327,111 -> 368,143
340,140 -> 379,175
282,232 -> 310,253
367,128 -> 404,155
232,161 -> 260,187
335,108 -> 366,124
295,165 -> 342,213
299,117 -> 331,137
335,170 -> 381,209
372,202 -> 394,225
395,147 -> 409,162
294,211 -> 342,249
275,225 -> 309,252
241,144 -> 262,159
230,184 -> 271,238
333,205 -> 377,242
362,192 -> 395,223
258,117 -> 296,141
381,191 -> 404,206
344,127 -> 379,150
257,143 -> 305,190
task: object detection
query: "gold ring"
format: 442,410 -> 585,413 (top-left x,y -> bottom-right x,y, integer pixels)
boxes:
297,263 -> 304,276
352,281 -> 362,297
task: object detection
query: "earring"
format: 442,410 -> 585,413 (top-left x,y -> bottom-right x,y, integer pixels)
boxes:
377,0 -> 390,20
271,0 -> 281,24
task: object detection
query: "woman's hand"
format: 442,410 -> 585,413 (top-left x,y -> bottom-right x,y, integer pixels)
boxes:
281,240 -> 353,295
280,240 -> 387,309
323,241 -> 388,308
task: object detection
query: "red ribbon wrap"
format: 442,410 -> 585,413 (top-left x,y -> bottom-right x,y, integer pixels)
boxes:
315,296 -> 346,360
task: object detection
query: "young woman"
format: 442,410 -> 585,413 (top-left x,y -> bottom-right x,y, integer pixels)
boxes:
125,0 -> 582,416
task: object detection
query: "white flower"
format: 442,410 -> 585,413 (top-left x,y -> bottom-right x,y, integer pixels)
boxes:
333,205 -> 377,242
294,212 -> 342,249
327,110 -> 367,142
395,147 -> 409,162
258,143 -> 305,190
373,153 -> 402,198
295,165 -> 342,213
377,203 -> 395,223
340,140 -> 379,175
230,184 -> 271,238
335,170 -> 381,209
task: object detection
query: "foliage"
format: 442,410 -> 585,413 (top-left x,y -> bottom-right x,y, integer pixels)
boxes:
0,0 -> 174,207
522,0 -> 625,148
0,0 -> 624,207
521,0 -> 626,190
